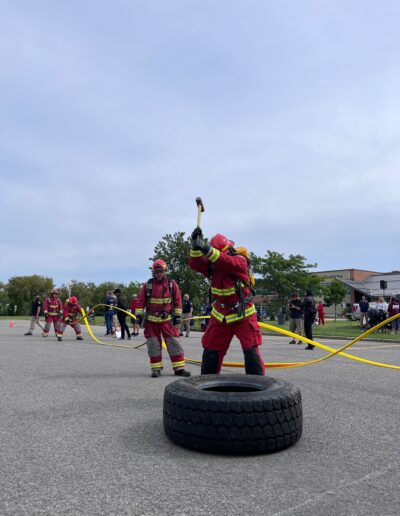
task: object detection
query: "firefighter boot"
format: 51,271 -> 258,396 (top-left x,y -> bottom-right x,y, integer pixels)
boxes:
57,336 -> 62,342
151,370 -> 161,378
201,349 -> 220,375
243,347 -> 265,375
76,336 -> 83,341
174,369 -> 191,377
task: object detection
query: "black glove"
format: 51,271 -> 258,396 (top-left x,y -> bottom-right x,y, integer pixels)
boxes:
44,312 -> 48,318
191,227 -> 203,240
191,236 -> 211,255
173,315 -> 182,326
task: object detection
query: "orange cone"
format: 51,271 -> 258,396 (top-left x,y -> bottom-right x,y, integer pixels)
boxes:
9,320 -> 15,328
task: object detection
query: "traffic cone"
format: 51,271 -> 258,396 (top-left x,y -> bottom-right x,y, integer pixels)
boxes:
9,320 -> 15,328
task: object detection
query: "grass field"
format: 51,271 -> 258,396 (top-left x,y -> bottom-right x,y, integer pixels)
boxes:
2,315 -> 398,341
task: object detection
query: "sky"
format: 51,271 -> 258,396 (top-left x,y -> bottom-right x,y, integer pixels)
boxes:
1,0 -> 400,287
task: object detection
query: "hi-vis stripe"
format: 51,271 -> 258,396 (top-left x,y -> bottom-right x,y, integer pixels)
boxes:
172,360 -> 185,369
211,304 -> 256,324
151,361 -> 163,369
211,286 -> 236,296
174,308 -> 182,315
136,308 -> 144,315
147,314 -> 172,323
190,250 -> 203,257
208,248 -> 220,262
149,297 -> 171,304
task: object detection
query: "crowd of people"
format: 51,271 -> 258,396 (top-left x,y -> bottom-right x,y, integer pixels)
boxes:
359,295 -> 400,334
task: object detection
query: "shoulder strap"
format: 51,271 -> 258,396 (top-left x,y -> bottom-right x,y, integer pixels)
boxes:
145,278 -> 153,297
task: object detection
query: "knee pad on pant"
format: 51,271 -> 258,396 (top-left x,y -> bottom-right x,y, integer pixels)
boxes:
243,347 -> 265,375
201,349 -> 220,374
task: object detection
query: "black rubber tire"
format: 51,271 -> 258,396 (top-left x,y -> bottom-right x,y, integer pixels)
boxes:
163,374 -> 302,455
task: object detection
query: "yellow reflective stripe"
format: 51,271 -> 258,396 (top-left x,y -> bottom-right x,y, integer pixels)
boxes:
212,304 -> 256,324
190,249 -> 203,257
211,287 -> 236,296
149,297 -> 172,304
151,362 -> 163,369
135,309 -> 144,315
211,306 -> 224,322
147,314 -> 172,323
172,361 -> 185,369
208,248 -> 220,263
174,308 -> 182,315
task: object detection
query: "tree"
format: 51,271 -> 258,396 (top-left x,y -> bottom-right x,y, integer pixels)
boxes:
250,251 -> 322,317
324,279 -> 347,321
152,232 -> 209,310
6,275 -> 54,315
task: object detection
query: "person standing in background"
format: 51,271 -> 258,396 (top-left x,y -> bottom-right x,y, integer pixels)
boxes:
24,293 -> 44,335
103,290 -> 117,336
317,301 -> 325,326
180,293 -> 193,337
303,289 -> 317,350
114,288 -> 131,340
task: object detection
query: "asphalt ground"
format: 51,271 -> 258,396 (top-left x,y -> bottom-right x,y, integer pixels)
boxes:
1,320 -> 399,516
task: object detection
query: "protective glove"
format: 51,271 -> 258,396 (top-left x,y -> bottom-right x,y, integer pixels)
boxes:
191,236 -> 211,255
173,315 -> 182,326
64,316 -> 71,324
191,227 -> 203,240
44,312 -> 48,318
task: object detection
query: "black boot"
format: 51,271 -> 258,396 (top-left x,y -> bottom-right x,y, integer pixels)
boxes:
151,370 -> 161,378
57,337 -> 62,342
174,369 -> 191,377
201,349 -> 220,375
244,347 -> 264,375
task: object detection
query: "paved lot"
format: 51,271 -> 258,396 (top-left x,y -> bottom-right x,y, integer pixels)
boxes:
1,320 -> 399,515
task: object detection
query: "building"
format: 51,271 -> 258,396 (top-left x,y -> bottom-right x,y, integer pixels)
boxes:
314,269 -> 400,317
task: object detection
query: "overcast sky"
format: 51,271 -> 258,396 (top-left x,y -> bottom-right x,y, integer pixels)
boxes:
1,0 -> 399,287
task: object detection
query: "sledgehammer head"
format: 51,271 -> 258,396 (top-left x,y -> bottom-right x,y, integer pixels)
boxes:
195,197 -> 205,212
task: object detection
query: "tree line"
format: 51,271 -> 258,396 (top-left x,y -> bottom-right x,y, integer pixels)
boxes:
0,232 -> 347,318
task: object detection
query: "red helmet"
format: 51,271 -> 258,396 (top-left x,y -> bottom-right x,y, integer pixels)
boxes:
152,259 -> 167,271
210,234 -> 234,252
69,296 -> 78,304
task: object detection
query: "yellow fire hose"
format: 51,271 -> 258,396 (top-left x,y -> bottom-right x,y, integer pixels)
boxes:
76,305 -> 400,371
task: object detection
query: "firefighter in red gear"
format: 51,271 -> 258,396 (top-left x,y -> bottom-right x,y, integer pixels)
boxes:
43,288 -> 63,338
135,259 -> 191,378
57,296 -> 84,342
189,229 -> 265,375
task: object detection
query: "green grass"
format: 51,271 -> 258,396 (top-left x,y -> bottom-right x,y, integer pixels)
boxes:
2,316 -> 398,341
261,318 -> 399,341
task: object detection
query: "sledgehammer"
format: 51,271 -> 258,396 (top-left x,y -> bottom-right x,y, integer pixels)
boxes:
195,197 -> 205,227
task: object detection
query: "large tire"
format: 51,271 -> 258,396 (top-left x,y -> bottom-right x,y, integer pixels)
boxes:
163,374 -> 302,454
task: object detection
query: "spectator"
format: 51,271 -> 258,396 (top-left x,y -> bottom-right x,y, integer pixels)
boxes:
303,289 -> 317,350
287,292 -> 303,345
130,294 -> 140,336
180,293 -> 193,337
24,293 -> 44,335
376,296 -> 388,330
114,288 -> 131,340
317,301 -> 325,326
103,290 -> 117,336
359,296 -> 370,330
387,296 -> 400,334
